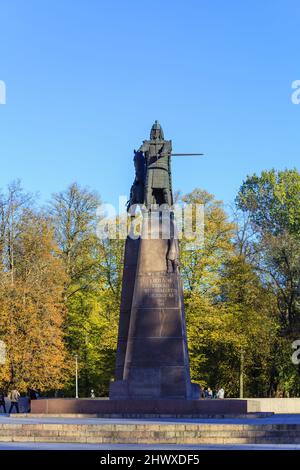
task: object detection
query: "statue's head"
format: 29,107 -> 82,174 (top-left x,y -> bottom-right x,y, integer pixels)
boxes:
150,120 -> 164,140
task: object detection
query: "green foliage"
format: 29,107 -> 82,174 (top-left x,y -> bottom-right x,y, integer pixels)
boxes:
185,253 -> 278,397
235,168 -> 300,395
236,169 -> 300,236
1,172 -> 300,398
180,189 -> 235,296
66,289 -> 118,396
50,183 -> 123,397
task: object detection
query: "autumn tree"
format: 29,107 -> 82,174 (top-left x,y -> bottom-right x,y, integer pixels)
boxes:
1,174 -> 298,399
179,189 -> 235,388
0,180 -> 33,283
218,255 -> 278,397
236,169 -> 300,331
181,189 -> 278,397
0,198 -> 70,392
237,168 -> 300,396
50,183 -> 124,396
180,189 -> 235,296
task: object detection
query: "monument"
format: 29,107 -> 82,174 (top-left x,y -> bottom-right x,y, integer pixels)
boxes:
110,121 -> 201,400
31,122 -> 261,416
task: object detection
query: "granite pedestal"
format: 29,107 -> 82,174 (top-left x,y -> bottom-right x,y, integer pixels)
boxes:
110,214 -> 198,400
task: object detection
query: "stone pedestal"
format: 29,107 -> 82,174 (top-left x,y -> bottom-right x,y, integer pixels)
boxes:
110,213 -> 198,400
31,398 -> 264,416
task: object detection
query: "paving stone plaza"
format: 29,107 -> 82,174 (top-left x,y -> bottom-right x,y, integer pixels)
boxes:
1,413 -> 300,448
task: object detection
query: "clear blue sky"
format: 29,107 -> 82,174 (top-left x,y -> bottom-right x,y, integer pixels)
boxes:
0,0 -> 299,209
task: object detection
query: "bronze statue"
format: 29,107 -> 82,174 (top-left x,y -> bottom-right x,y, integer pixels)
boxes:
128,121 -> 202,211
140,120 -> 173,208
127,121 -> 172,210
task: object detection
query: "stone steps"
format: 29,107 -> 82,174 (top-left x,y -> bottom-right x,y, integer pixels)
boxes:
1,421 -> 300,444
13,412 -> 274,419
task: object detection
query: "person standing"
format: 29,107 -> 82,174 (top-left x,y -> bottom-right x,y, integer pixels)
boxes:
217,387 -> 225,399
8,388 -> 20,413
0,391 -> 6,413
27,387 -> 38,412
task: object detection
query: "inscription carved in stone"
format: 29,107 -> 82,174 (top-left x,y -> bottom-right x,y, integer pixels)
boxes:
142,277 -> 176,298
135,276 -> 179,307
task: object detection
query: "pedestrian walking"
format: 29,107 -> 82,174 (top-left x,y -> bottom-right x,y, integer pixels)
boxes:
0,390 -> 6,413
8,388 -> 20,414
217,387 -> 225,399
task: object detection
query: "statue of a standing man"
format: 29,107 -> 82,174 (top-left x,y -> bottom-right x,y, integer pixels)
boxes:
137,120 -> 173,209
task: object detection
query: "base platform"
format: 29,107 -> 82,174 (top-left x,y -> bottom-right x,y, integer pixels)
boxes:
4,415 -> 300,445
31,398 -> 263,417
